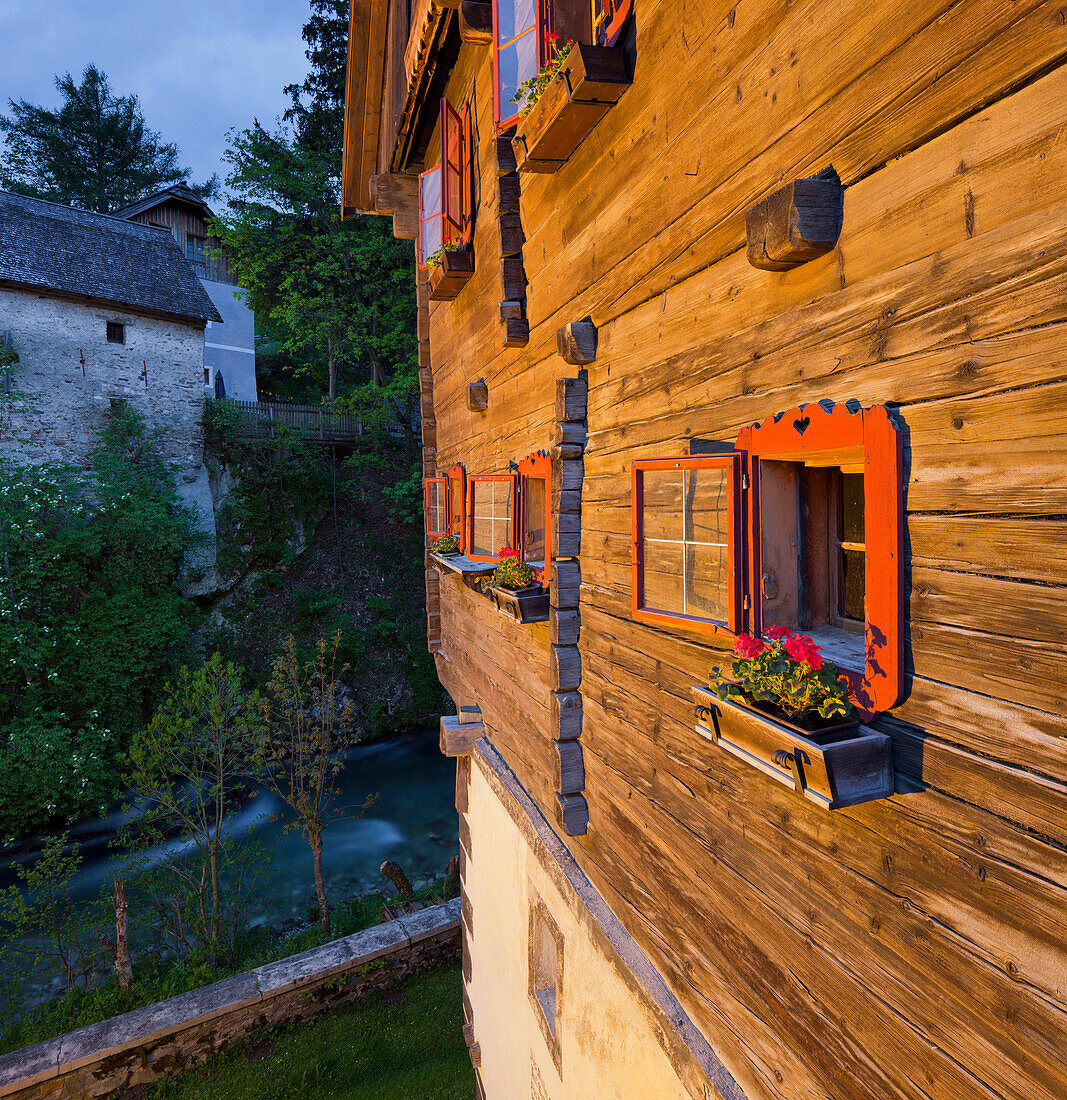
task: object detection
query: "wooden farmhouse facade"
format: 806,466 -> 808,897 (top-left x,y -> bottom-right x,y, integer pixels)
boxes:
343,2 -> 1067,1097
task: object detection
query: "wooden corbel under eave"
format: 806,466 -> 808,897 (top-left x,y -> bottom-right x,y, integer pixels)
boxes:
440,705 -> 485,757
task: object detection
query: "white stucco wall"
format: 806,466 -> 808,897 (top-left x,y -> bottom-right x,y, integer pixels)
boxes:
465,758 -> 693,1100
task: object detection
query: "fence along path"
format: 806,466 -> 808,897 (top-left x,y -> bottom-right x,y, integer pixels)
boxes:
211,399 -> 364,444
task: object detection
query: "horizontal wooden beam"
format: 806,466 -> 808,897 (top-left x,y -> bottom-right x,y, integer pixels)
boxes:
440,714 -> 484,757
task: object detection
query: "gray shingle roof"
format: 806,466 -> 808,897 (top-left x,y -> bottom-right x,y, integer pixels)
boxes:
113,182 -> 214,222
0,190 -> 221,323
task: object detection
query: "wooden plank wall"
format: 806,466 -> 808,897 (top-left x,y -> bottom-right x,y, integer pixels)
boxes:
127,203 -> 240,285
422,3 -> 1067,1097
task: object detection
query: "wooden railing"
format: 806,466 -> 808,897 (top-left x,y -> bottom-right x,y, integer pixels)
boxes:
207,399 -> 364,444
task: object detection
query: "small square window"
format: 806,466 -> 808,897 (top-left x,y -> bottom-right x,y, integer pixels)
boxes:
528,899 -> 562,1071
204,368 -> 211,385
106,322 -> 125,344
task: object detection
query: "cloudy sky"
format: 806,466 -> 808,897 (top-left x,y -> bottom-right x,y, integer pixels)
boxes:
0,0 -> 313,189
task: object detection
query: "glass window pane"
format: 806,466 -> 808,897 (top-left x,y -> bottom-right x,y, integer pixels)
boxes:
472,481 -> 512,558
642,540 -> 684,616
686,543 -> 729,621
421,214 -> 441,264
841,472 -> 865,544
497,29 -> 537,113
497,0 -> 537,45
449,484 -> 464,539
641,470 -> 682,542
841,548 -> 865,621
445,164 -> 463,237
429,482 -> 446,534
523,477 -> 546,567
421,168 -> 441,216
686,467 -> 729,544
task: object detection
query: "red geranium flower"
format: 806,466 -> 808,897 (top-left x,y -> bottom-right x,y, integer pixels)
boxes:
499,546 -> 519,559
784,633 -> 823,669
734,634 -> 768,659
545,30 -> 561,41
764,625 -> 792,640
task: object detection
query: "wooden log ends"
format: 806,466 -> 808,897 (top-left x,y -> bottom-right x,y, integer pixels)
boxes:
555,374 -> 590,422
746,168 -> 844,270
459,704 -> 483,725
496,134 -> 518,175
499,299 -> 524,321
503,317 -> 530,347
467,379 -> 489,411
557,319 -> 599,364
499,213 -> 525,256
440,714 -> 484,757
552,690 -> 583,740
554,740 -> 586,795
551,607 -> 581,646
551,644 -> 582,691
556,792 -> 589,836
551,560 -> 581,608
498,173 -> 521,214
462,1022 -> 482,1068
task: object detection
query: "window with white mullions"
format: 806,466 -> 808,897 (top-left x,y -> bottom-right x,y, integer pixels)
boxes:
469,475 -> 517,562
425,476 -> 449,540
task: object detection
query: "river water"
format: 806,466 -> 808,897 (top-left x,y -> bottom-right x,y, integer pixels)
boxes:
0,728 -> 459,994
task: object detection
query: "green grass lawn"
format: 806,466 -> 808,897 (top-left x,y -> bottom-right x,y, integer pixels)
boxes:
148,963 -> 473,1100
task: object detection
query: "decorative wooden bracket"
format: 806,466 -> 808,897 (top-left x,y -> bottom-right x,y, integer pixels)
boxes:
440,705 -> 484,757
557,317 -> 598,364
458,0 -> 492,43
745,168 -> 844,270
467,379 -> 488,411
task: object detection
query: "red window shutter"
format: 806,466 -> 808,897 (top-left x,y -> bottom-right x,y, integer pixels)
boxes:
462,102 -> 473,245
417,166 -> 443,267
441,99 -> 465,247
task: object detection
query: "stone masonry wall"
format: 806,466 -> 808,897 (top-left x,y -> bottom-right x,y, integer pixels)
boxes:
0,899 -> 461,1100
0,287 -> 216,549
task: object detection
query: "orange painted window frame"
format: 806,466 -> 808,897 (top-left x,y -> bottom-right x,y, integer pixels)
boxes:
518,451 -> 552,586
448,463 -> 468,553
493,0 -> 552,131
594,0 -> 633,45
737,403 -> 904,715
417,165 -> 443,268
631,454 -> 744,637
467,473 -> 519,563
425,476 -> 450,541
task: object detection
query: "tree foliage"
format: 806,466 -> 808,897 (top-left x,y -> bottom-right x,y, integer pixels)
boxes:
0,407 -> 199,838
0,64 -> 216,214
213,0 -> 418,427
128,655 -> 262,959
260,634 -> 374,937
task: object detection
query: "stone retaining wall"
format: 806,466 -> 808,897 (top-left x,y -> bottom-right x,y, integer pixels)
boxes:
0,899 -> 460,1100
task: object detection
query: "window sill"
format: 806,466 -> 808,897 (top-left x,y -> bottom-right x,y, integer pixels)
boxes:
804,626 -> 865,674
428,250 -> 475,301
511,45 -> 631,174
692,685 -> 894,810
431,552 -> 496,576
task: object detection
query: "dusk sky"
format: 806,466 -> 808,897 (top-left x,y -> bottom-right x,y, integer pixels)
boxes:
0,0 -> 314,193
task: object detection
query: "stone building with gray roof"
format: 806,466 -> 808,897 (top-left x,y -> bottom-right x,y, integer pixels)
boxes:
0,189 -> 221,549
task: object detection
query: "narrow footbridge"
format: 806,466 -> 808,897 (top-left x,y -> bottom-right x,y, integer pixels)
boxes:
207,399 -> 364,445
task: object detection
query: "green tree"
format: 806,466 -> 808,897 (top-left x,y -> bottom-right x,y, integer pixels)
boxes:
260,635 -> 374,937
0,64 -> 217,213
128,655 -> 261,954
213,0 -> 418,440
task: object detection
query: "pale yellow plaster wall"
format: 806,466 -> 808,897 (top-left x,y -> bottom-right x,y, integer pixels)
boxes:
465,760 -> 694,1100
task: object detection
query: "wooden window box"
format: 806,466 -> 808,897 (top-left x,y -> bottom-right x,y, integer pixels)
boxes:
691,685 -> 894,810
511,45 -> 630,174
490,583 -> 550,624
428,249 -> 475,301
